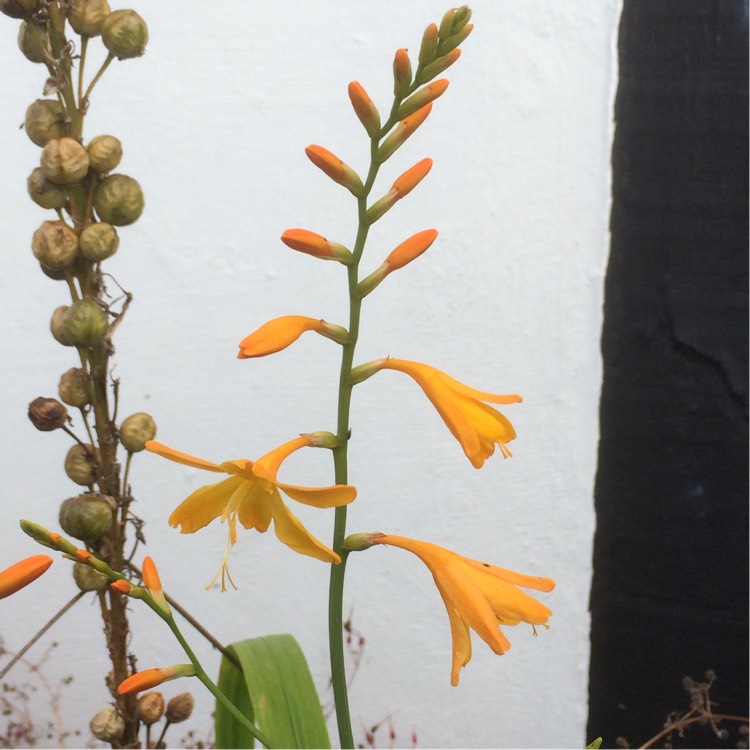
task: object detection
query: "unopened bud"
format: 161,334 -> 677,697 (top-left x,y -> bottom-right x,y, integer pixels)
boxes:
73,561 -> 109,591
348,82 -> 381,139
79,222 -> 119,261
165,692 -> 194,723
27,168 -> 68,210
87,135 -> 122,173
101,9 -> 148,59
50,305 -> 73,346
418,23 -> 439,67
137,692 -> 165,726
63,298 -> 109,347
393,48 -> 412,99
18,21 -> 47,63
89,706 -> 125,743
32,220 -> 78,270
41,137 -> 90,185
357,263 -> 389,299
58,367 -> 91,408
377,104 -> 432,163
397,80 -> 449,120
366,159 -> 433,224
305,145 -> 364,198
438,22 -> 473,57
302,431 -> 339,449
93,174 -> 144,225
119,412 -> 157,452
280,228 -> 352,264
63,444 -> 101,487
416,49 -> 461,86
25,99 -> 66,147
66,0 -> 111,37
28,397 -> 68,431
59,493 -> 112,541
385,229 -> 438,270
365,189 -> 398,225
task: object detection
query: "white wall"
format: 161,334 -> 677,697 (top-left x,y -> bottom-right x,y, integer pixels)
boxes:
0,2 -> 620,747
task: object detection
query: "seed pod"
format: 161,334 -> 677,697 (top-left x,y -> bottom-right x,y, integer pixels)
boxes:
63,299 -> 109,347
119,412 -> 156,453
66,0 -> 111,36
87,135 -> 122,173
41,137 -> 90,185
93,174 -> 144,225
28,397 -> 68,431
63,445 -> 100,487
165,692 -> 194,723
58,367 -> 91,407
50,305 -> 73,346
25,99 -> 66,147
80,222 -> 119,261
137,692 -> 165,726
27,168 -> 67,210
18,21 -> 47,63
32,221 -> 78,270
89,706 -> 124,743
73,562 -> 108,591
101,9 -> 148,59
59,494 -> 112,541
1,0 -> 39,18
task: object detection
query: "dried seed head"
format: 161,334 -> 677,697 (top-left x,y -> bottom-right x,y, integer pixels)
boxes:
25,99 -> 66,147
66,0 -> 111,36
63,444 -> 101,487
32,220 -> 79,270
18,21 -> 48,63
87,135 -> 122,173
94,173 -> 144,225
28,397 -> 68,431
119,412 -> 156,453
89,706 -> 125,742
58,367 -> 91,407
27,168 -> 68,210
101,9 -> 148,59
62,298 -> 109,347
79,222 -> 119,261
50,305 -> 73,346
59,493 -> 113,541
1,0 -> 40,19
41,137 -> 90,185
165,692 -> 194,723
137,692 -> 165,726
73,561 -> 108,591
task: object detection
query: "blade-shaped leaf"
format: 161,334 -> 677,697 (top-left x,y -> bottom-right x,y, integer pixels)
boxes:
215,633 -> 330,749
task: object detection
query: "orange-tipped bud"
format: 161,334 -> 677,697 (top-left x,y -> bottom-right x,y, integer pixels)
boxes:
385,229 -> 439,271
377,104 -> 433,163
75,549 -> 92,562
392,158 -> 433,199
348,82 -> 381,139
417,48 -> 461,86
238,315 -> 349,360
142,556 -> 170,615
20,520 -> 78,554
393,48 -> 412,99
305,145 -> 364,197
398,80 -> 449,120
49,533 -> 62,545
418,23 -> 439,67
111,579 -> 132,595
280,229 -> 352,264
118,664 -> 195,696
0,555 -> 53,599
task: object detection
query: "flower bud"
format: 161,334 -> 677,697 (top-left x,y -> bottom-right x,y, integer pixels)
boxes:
66,0 -> 111,37
41,137 -> 90,185
50,305 -> 73,346
94,174 -> 144,225
73,561 -> 108,591
63,299 -> 109,347
32,220 -> 78,270
18,21 -> 47,63
87,135 -> 122,173
28,396 -> 68,431
393,48 -> 412,99
304,145 -> 364,198
166,692 -> 194,723
89,706 -> 124,743
377,104 -> 433,163
101,9 -> 148,59
118,665 -> 195,696
417,49 -> 461,86
59,493 -> 113,541
119,412 -> 157,452
58,367 -> 91,407
385,228 -> 438,270
280,228 -> 352,263
27,168 -> 68,210
0,555 -> 52,599
137,692 -> 165,726
25,99 -> 66,147
418,23 -> 439,67
79,222 -> 119,261
348,81 -> 381,139
63,445 -> 101,487
1,0 -> 39,18
301,431 -> 339,449
397,80 -> 449,120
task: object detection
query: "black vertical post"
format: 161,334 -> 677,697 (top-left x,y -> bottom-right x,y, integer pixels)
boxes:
588,2 -> 748,747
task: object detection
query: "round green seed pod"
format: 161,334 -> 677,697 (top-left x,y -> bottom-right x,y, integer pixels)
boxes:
63,444 -> 100,487
63,298 -> 109,347
66,0 -> 111,36
58,367 -> 92,407
51,305 -> 73,345
1,0 -> 39,19
25,99 -> 67,147
93,174 -> 144,225
87,135 -> 122,173
41,137 -> 90,185
59,493 -> 112,541
80,222 -> 119,261
101,10 -> 148,59
27,168 -> 68,210
119,412 -> 156,452
32,220 -> 79,270
73,562 -> 109,591
18,21 -> 47,63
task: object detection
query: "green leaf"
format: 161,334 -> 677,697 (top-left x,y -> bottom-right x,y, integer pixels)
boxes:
586,738 -> 603,749
215,633 -> 331,749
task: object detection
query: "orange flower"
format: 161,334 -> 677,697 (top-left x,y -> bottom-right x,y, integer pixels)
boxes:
146,436 -> 356,590
118,664 -> 195,695
370,534 -> 554,686
238,315 -> 348,359
280,229 -> 352,263
0,555 -> 53,599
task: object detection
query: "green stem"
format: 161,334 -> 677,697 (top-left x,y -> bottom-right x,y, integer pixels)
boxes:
82,53 -> 114,106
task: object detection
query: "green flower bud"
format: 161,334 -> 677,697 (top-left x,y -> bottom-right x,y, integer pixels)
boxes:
93,174 -> 144,225
1,0 -> 39,19
79,222 -> 119,261
63,298 -> 109,347
119,412 -> 156,453
28,396 -> 68,431
63,445 -> 100,488
25,99 -> 67,147
27,168 -> 68,210
58,367 -> 91,407
41,137 -> 90,185
73,561 -> 109,591
50,305 -> 73,346
32,220 -> 79,270
87,135 -> 122,173
66,0 -> 111,37
101,10 -> 148,59
18,21 -> 48,63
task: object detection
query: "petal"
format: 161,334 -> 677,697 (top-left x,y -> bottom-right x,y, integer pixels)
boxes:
252,436 -> 311,481
434,581 -> 473,687
238,316 -> 325,359
461,555 -> 556,593
267,494 -> 340,563
168,476 -> 245,533
236,482 -> 274,532
433,367 -> 522,405
277,481 -> 357,508
146,441 -> 225,473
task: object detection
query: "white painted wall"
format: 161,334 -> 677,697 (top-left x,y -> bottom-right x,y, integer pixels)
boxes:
0,2 -> 620,747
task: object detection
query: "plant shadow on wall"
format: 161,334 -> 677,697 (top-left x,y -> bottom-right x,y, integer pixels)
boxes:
0,3 -> 562,748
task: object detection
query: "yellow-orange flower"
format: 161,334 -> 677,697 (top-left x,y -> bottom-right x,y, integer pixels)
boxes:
0,555 -> 53,599
118,664 -> 195,695
238,315 -> 348,359
146,436 -> 356,590
365,358 -> 522,468
370,534 -> 554,686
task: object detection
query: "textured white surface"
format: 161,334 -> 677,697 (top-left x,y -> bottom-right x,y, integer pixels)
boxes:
0,2 -> 620,747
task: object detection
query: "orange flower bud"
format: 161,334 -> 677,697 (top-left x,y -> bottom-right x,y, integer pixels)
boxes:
385,229 -> 439,271
377,104 -> 433,163
305,145 -> 364,197
0,555 -> 53,599
118,664 -> 195,696
280,229 -> 352,264
238,316 -> 349,359
142,556 -> 170,615
75,549 -> 92,562
393,48 -> 412,98
111,579 -> 132,595
348,81 -> 381,139
392,158 -> 433,199
417,48 -> 461,86
397,80 -> 449,120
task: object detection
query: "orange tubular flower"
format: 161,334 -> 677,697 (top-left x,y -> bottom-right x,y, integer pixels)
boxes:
145,437 -> 356,590
370,534 -> 555,686
118,664 -> 195,695
238,315 -> 349,359
0,555 -> 53,599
